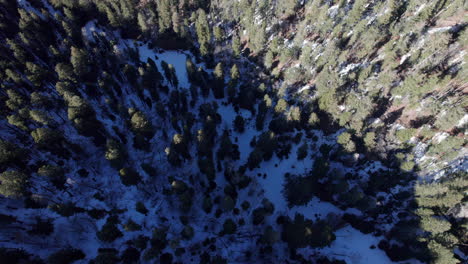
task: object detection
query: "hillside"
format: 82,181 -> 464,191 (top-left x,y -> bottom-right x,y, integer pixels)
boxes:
0,0 -> 466,264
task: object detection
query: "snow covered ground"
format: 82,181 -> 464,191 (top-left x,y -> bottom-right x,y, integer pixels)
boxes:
0,16 -> 424,264
132,41 -> 417,264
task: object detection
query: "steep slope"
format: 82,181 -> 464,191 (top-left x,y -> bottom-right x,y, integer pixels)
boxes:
0,0 -> 466,264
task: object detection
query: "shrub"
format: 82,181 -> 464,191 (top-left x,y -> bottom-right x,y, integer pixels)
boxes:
297,143 -> 308,160
97,216 -> 123,242
136,202 -> 148,215
221,219 -> 237,235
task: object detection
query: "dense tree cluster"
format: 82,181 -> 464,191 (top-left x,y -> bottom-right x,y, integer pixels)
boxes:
0,0 -> 466,263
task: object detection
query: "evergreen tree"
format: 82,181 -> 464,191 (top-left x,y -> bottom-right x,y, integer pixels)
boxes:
232,34 -> 241,58
157,0 -> 172,33
213,62 -> 224,99
213,25 -> 224,42
0,171 -> 29,198
37,165 -> 66,189
233,115 -> 245,133
195,9 -> 211,56
97,216 -> 123,242
0,140 -> 26,167
70,47 -> 89,78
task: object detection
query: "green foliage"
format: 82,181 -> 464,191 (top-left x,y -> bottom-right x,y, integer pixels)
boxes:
282,214 -> 335,249
130,110 -> 153,136
195,9 -> 211,56
38,165 -> 66,188
232,34 -> 241,58
0,140 -> 25,167
264,50 -> 274,69
0,170 -> 28,198
434,106 -> 465,131
420,216 -> 451,235
274,99 -> 288,114
275,0 -> 298,18
29,110 -> 53,126
213,62 -> 224,98
284,174 -> 316,207
415,171 -> 467,263
337,132 -> 356,152
213,26 -> 224,42
31,128 -> 61,147
395,128 -> 416,142
157,0 -> 172,33
427,136 -> 464,159
363,132 -> 376,149
105,139 -> 125,169
70,46 -> 89,77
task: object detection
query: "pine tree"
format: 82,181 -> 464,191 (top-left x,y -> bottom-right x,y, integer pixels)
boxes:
337,132 -> 356,152
31,128 -> 61,147
130,111 -> 153,136
213,25 -> 224,42
0,171 -> 29,198
70,47 -> 89,78
157,0 -> 172,33
37,165 -> 66,189
230,64 -> 240,82
0,140 -> 25,167
233,115 -> 245,133
297,143 -> 308,160
213,62 -> 224,99
55,63 -> 75,81
195,9 -> 211,56
274,99 -> 288,114
264,50 -> 274,69
232,34 -> 241,58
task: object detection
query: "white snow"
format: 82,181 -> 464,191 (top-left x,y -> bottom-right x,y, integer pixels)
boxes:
433,132 -> 449,144
314,225 -> 407,264
137,44 -> 191,89
457,114 -> 468,128
428,26 -> 453,34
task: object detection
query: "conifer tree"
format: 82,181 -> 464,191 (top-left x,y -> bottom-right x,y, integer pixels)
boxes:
213,62 -> 224,99
70,47 -> 89,78
0,170 -> 29,198
232,34 -> 241,58
157,0 -> 172,33
195,9 -> 211,56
